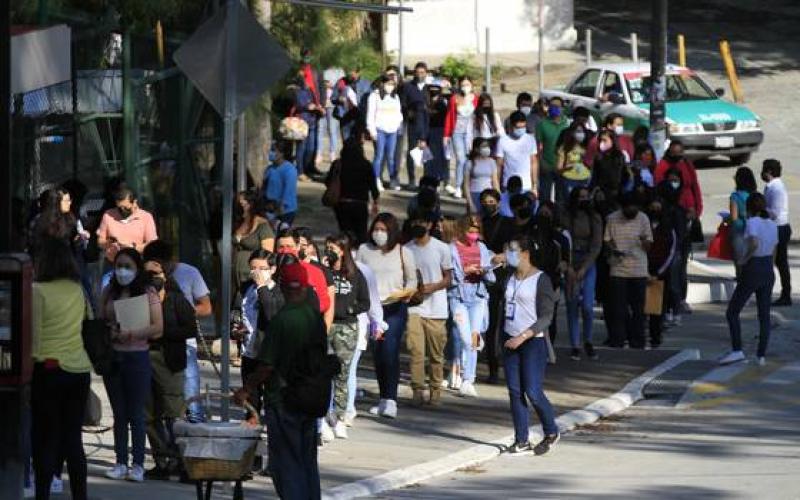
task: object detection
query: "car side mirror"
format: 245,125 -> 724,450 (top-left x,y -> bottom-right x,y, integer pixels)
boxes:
715,88 -> 725,97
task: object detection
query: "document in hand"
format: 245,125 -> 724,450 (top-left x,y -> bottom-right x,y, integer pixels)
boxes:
113,294 -> 151,331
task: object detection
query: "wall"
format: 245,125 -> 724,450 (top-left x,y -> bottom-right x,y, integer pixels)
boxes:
385,0 -> 576,61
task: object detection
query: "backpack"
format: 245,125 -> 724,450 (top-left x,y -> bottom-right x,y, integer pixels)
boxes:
321,159 -> 342,208
281,314 -> 341,418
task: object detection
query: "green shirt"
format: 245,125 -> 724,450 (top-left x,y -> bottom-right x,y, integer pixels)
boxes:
32,280 -> 92,373
257,300 -> 324,407
535,118 -> 570,172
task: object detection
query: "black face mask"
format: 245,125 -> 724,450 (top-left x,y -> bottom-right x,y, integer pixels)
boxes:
324,250 -> 339,267
666,152 -> 683,162
482,204 -> 498,215
761,173 -> 770,183
648,210 -> 663,222
578,200 -> 591,211
298,248 -> 307,261
514,206 -> 532,220
118,206 -> 133,218
623,208 -> 639,220
147,271 -> 165,292
411,225 -> 428,239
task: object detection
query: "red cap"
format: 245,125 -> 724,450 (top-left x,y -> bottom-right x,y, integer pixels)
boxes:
280,262 -> 309,289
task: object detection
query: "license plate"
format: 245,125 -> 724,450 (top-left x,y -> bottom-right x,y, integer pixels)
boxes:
714,136 -> 735,149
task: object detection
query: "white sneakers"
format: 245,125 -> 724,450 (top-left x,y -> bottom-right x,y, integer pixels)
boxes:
50,476 -> 63,494
376,179 -> 385,192
757,356 -> 766,367
369,398 -> 397,418
333,420 -> 349,439
343,410 -> 357,427
459,381 -> 478,398
719,350 -> 746,366
448,371 -> 463,391
369,398 -> 387,416
444,184 -> 457,195
105,464 -> 128,480
453,188 -> 463,199
127,465 -> 145,483
319,420 -> 335,443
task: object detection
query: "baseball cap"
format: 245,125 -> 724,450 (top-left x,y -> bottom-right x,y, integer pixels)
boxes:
280,262 -> 309,289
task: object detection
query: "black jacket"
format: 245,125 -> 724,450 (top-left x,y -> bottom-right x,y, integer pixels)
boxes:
154,278 -> 197,373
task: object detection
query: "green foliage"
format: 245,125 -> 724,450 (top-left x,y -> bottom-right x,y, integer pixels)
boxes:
440,54 -> 480,81
317,40 -> 382,80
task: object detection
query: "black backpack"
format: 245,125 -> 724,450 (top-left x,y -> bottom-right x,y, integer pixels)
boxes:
281,314 -> 341,418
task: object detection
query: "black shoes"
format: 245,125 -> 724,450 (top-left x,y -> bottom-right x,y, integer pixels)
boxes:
144,466 -> 171,481
506,441 -> 534,455
570,348 -> 581,361
773,296 -> 792,307
533,433 -> 560,456
584,342 -> 598,360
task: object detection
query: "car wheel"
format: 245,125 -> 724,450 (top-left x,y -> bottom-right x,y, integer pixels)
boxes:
730,153 -> 751,165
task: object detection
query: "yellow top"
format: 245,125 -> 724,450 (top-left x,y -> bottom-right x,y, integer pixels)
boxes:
32,280 -> 92,373
557,144 -> 591,181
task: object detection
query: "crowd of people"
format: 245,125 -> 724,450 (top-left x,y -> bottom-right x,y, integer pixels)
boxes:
23,56 -> 792,500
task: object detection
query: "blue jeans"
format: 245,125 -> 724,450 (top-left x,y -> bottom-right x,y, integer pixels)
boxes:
452,132 -> 469,189
346,348 -> 363,415
372,130 -> 399,181
104,350 -> 151,466
566,263 -> 597,348
316,108 -> 340,158
727,256 -> 775,357
184,344 -> 205,422
265,406 -> 320,500
450,299 -> 487,383
503,335 -> 558,443
539,170 -> 557,202
296,121 -> 318,176
563,178 -> 589,198
371,303 -> 407,400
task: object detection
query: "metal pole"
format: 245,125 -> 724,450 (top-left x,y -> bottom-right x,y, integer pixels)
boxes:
474,0 -> 480,54
237,115 -> 247,191
537,0 -> 544,95
649,0 -> 668,160
398,0 -> 404,77
677,34 -> 686,67
631,32 -> 639,63
122,28 -> 134,180
485,27 -> 491,94
219,0 -> 239,421
585,28 -> 592,65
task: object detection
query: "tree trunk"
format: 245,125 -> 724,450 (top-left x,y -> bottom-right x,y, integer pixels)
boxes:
247,0 -> 273,187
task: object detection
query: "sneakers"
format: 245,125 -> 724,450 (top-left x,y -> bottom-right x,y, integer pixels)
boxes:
298,174 -> 311,183
412,389 -> 426,407
383,399 -> 398,418
719,350 -> 746,366
127,465 -> 145,483
459,381 -> 478,398
533,433 -> 560,456
451,373 -> 463,391
570,348 -> 581,361
333,420 -> 349,439
773,296 -> 792,307
50,476 -> 64,494
319,420 -> 335,443
680,301 -> 693,314
369,398 -> 387,416
343,411 -> 357,427
105,464 -> 128,480
444,184 -> 457,195
506,441 -> 534,455
376,179 -> 385,193
389,178 -> 402,191
453,188 -> 463,199
584,342 -> 598,360
757,356 -> 766,367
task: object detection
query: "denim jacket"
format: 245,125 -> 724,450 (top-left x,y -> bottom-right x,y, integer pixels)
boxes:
447,241 -> 496,304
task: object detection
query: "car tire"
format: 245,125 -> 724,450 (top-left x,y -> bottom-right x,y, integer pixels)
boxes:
730,153 -> 751,165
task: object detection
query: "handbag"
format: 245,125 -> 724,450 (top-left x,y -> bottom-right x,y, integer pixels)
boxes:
689,218 -> 704,243
279,109 -> 309,141
321,159 -> 342,208
81,296 -> 115,376
83,387 -> 103,427
644,279 -> 665,315
707,223 -> 733,260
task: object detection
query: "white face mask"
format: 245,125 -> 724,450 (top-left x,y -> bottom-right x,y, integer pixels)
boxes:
599,141 -> 612,152
461,85 -> 473,94
574,131 -> 586,143
506,250 -> 520,268
384,84 -> 395,94
372,230 -> 389,247
614,125 -> 625,136
115,268 -> 136,287
520,106 -> 532,116
479,147 -> 492,157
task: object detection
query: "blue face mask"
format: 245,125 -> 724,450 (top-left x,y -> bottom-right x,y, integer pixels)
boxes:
506,250 -> 520,268
268,150 -> 277,163
548,106 -> 562,119
512,127 -> 527,139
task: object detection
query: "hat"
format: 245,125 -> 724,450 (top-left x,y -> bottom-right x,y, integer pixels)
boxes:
280,262 -> 309,289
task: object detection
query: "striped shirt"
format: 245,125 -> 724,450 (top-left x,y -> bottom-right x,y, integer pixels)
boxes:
604,210 -> 653,278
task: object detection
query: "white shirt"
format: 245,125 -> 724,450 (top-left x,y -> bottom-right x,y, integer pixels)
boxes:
355,261 -> 386,351
745,216 -> 778,257
504,271 -> 543,337
765,178 -> 789,226
405,238 -> 453,319
497,134 -> 538,191
366,91 -> 404,137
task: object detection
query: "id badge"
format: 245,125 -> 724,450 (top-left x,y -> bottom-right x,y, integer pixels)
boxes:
505,301 -> 516,321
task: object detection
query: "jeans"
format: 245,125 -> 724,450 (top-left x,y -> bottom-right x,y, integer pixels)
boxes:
104,350 -> 151,466
346,348 -> 363,415
563,178 -> 589,198
502,335 -> 558,444
608,277 -> 647,349
265,406 -> 320,500
31,364 -> 90,500
452,132 -> 470,189
316,108 -> 340,159
184,343 -> 205,422
296,121 -> 319,176
775,224 -> 792,298
371,303 -> 407,400
727,256 -> 775,357
539,170 -> 557,202
450,299 -> 487,383
566,263 -> 597,348
372,130 -> 399,181
426,127 -> 449,183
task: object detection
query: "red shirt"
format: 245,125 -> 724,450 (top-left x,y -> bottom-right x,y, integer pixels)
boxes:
301,261 -> 331,313
444,94 -> 480,138
455,241 -> 481,284
654,158 -> 704,216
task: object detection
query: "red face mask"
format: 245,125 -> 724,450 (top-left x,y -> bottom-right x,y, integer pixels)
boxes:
466,232 -> 481,245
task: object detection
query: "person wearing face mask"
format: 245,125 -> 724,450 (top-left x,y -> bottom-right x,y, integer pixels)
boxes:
99,248 -> 164,483
603,192 -> 653,349
497,112 -> 539,195
532,202 -> 570,344
464,139 -> 500,215
626,144 -> 656,192
399,62 -> 431,189
645,196 -> 677,349
332,132 -> 380,245
96,187 -> 158,268
425,81 -> 450,185
473,93 -> 506,142
557,122 -> 591,200
367,75 -> 404,191
504,92 -> 540,135
590,129 -> 628,211
323,235 -> 370,438
141,250 -> 197,481
761,159 -> 791,306
356,213 -> 418,418
562,188 -> 603,360
443,76 -> 480,198
263,139 -> 298,227
656,168 -> 689,327
404,212 -> 454,406
447,216 -> 495,397
535,97 -> 570,204
509,193 -> 538,240
584,113 -> 634,166
293,68 -> 323,181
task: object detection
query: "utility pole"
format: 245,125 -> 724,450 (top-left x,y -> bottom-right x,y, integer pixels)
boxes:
398,0 -> 404,77
537,0 -> 545,95
649,0 -> 668,160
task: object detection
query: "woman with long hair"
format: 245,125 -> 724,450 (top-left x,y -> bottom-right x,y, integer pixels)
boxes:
556,123 -> 592,197
332,132 -> 380,244
443,76 -> 479,198
473,93 -> 506,141
464,138 -> 500,215
100,248 -> 163,482
366,75 -> 404,191
356,213 -> 418,419
234,190 -> 275,290
728,166 -> 758,264
590,129 -> 628,213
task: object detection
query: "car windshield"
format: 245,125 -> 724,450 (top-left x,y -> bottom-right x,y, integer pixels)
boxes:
626,73 -> 717,104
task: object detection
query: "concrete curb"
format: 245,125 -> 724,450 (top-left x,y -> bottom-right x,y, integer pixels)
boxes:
322,348 -> 701,500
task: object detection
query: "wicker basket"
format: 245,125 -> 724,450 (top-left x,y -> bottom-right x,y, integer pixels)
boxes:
182,444 -> 257,481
